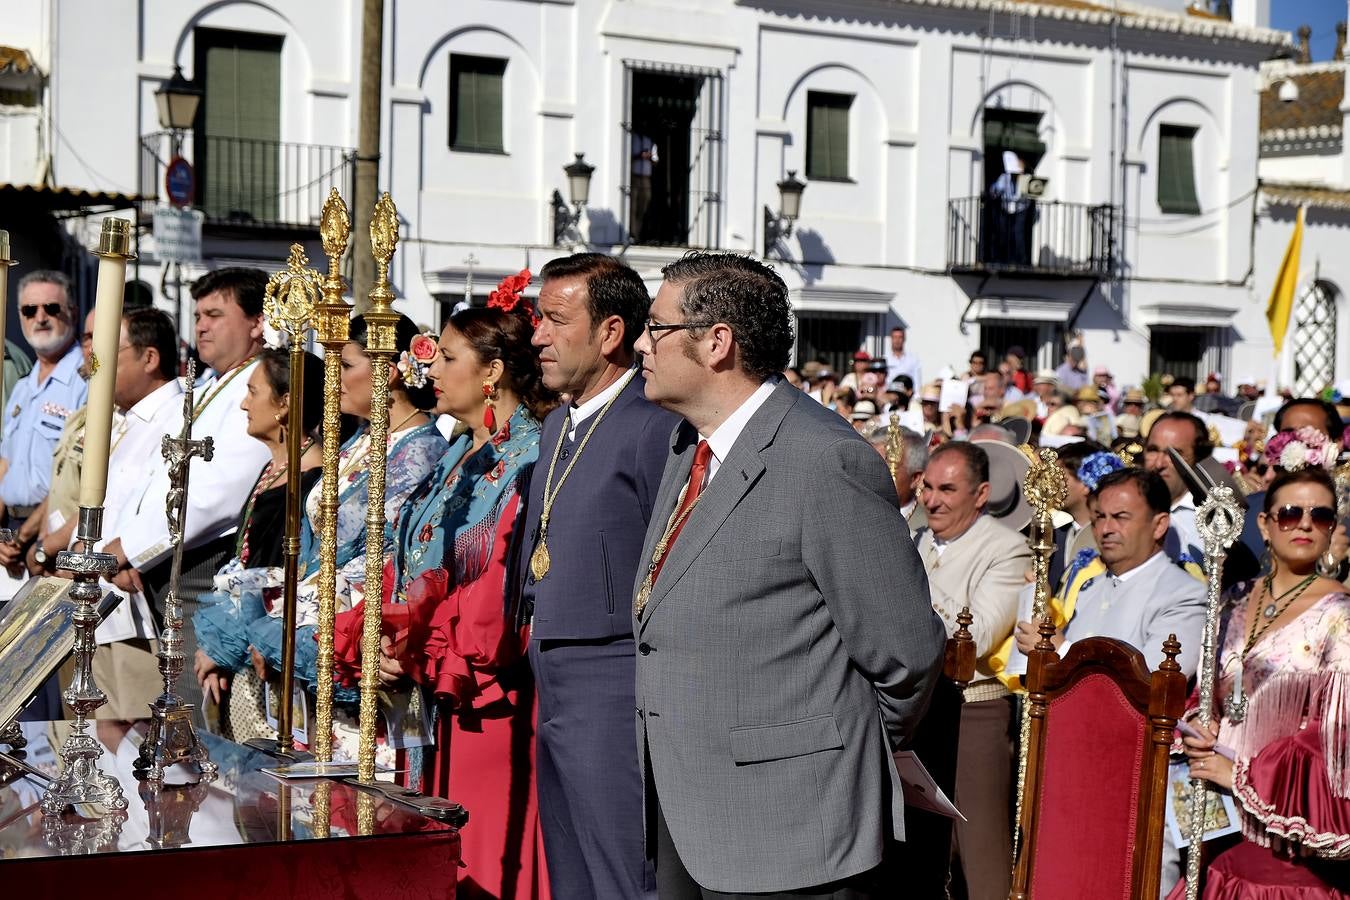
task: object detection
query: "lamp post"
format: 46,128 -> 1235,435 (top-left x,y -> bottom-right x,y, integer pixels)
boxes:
154,65 -> 203,362
551,152 -> 595,245
763,170 -> 806,258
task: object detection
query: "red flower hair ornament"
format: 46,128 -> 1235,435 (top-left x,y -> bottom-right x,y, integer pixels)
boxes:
486,268 -> 538,326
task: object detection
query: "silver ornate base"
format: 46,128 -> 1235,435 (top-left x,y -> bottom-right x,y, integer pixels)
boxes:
43,509 -> 126,816
134,703 -> 218,785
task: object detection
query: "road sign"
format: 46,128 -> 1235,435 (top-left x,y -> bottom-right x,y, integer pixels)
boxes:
153,205 -> 204,263
165,156 -> 194,208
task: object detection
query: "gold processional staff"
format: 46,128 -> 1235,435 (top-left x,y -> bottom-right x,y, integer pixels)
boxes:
1011,446 -> 1067,866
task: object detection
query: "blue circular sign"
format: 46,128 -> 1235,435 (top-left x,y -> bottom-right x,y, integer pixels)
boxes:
165,156 -> 194,208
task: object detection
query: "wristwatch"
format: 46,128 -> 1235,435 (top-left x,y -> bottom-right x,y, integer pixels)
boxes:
32,546 -> 48,567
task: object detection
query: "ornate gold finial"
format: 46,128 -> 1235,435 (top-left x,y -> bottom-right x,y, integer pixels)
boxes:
367,193 -> 400,315
264,244 -> 322,337
885,413 -> 902,484
320,188 -> 351,263
1117,441 -> 1143,467
1024,447 -> 1069,516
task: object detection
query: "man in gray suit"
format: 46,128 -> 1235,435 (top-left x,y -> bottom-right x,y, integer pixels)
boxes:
1014,467 -> 1206,677
631,251 -> 946,898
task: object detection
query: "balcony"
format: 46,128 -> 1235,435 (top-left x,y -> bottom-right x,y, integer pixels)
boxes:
947,196 -> 1118,280
139,131 -> 356,233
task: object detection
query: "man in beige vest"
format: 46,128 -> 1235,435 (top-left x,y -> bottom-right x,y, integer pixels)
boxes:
914,441 -> 1030,900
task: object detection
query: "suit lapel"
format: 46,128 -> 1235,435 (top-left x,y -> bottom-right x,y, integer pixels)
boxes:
637,382 -> 797,629
633,422 -> 697,601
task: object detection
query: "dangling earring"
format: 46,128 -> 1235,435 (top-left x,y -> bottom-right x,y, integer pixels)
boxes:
274,411 -> 286,444
482,380 -> 499,432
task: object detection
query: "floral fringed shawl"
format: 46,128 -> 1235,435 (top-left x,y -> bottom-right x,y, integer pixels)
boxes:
1216,589 -> 1350,859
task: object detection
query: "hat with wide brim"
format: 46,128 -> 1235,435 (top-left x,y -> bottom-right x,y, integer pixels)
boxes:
974,439 -> 1033,532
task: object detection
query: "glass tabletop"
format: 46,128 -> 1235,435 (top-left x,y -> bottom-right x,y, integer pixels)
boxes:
0,720 -> 455,859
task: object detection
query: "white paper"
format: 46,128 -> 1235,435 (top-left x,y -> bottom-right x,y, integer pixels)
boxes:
1207,414 -> 1249,448
1038,434 -> 1083,449
1003,581 -> 1038,678
264,680 -> 310,745
893,750 -> 966,821
1163,761 -> 1240,849
938,379 -> 968,412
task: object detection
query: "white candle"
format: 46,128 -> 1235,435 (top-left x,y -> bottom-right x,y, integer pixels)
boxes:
0,230 -> 13,419
78,218 -> 134,510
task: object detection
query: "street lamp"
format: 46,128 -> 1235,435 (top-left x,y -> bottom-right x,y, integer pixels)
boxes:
764,170 -> 806,257
154,65 -> 203,371
155,65 -> 203,142
552,152 -> 595,245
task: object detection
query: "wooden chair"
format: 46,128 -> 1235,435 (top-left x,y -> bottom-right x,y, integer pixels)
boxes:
891,608 -> 976,897
1009,623 -> 1186,900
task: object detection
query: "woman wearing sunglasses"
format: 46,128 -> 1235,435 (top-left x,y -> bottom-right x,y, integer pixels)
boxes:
1175,466 -> 1350,898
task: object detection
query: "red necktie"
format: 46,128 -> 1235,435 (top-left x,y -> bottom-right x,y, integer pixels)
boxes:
650,439 -> 712,586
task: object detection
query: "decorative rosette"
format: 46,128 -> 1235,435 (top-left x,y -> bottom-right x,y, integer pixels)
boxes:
397,331 -> 438,389
1077,451 -> 1126,492
1264,425 -> 1338,473
486,268 -> 538,326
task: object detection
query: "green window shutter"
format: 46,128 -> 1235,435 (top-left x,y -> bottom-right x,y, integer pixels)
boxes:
451,55 -> 506,152
806,91 -> 852,180
199,30 -> 282,221
1158,125 -> 1200,215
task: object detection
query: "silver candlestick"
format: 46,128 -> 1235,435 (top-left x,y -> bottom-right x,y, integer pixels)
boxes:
40,506 -> 127,815
135,362 -> 217,786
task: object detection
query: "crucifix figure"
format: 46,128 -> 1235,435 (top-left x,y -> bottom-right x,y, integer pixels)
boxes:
135,360 -> 218,787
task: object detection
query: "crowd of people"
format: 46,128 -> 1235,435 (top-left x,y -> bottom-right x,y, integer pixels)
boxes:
1,253 -> 1347,899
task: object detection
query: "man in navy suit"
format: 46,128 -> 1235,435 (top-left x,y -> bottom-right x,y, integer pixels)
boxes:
520,253 -> 676,898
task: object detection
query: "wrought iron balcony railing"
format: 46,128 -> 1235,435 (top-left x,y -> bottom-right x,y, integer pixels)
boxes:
139,131 -> 356,230
947,196 -> 1118,279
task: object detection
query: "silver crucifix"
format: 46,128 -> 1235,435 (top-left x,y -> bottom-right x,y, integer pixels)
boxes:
134,360 -> 218,787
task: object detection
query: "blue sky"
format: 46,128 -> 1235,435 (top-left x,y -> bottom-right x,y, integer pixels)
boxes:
1271,0 -> 1346,60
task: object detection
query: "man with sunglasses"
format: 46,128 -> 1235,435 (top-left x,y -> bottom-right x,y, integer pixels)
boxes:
0,271 -> 85,569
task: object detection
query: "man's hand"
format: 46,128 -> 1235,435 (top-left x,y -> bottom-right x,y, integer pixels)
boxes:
111,566 -> 142,594
1015,619 -> 1064,654
0,537 -> 23,568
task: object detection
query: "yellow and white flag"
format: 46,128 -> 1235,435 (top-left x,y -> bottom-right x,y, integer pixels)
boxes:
1266,205 -> 1305,357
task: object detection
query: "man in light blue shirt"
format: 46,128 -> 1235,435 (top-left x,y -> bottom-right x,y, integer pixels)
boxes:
0,270 -> 87,523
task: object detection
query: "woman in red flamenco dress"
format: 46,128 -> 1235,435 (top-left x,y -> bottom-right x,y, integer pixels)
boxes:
335,304 -> 554,900
1175,466 -> 1350,898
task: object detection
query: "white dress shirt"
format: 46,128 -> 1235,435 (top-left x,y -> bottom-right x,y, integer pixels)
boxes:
700,378 -> 779,484
95,378 -> 185,644
567,368 -> 636,441
118,359 -> 270,570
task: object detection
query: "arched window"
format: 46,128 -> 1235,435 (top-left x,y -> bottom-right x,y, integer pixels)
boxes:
1293,280 -> 1338,396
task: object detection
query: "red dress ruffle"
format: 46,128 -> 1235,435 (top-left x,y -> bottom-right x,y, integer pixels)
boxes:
330,496 -> 547,900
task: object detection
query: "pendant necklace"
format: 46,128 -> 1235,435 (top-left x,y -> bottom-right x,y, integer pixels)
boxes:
1225,571 -> 1318,723
529,369 -> 636,581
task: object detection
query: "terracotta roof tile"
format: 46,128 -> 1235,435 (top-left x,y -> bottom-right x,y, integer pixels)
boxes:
1262,182 -> 1350,211
1261,69 -> 1344,134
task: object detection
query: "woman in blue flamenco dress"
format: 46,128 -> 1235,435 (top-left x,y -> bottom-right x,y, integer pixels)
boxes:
193,315 -> 445,740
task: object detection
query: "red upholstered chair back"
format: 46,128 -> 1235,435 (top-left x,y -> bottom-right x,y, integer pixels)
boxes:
1009,628 -> 1186,900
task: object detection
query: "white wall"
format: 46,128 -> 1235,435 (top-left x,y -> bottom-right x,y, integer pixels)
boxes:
0,0 -> 1293,389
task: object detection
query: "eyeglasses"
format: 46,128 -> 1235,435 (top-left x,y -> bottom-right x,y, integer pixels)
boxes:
20,303 -> 65,319
1273,504 -> 1337,532
644,319 -> 714,342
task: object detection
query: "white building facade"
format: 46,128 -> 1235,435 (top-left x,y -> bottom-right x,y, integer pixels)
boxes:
0,0 -> 1294,392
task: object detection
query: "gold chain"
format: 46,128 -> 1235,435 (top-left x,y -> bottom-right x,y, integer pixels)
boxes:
193,355 -> 257,418
633,477 -> 703,616
529,368 -> 637,581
